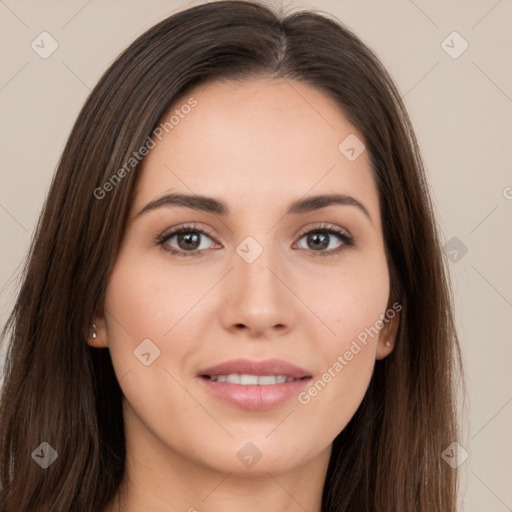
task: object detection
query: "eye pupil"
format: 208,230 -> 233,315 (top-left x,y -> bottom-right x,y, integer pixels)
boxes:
178,232 -> 200,250
308,233 -> 329,250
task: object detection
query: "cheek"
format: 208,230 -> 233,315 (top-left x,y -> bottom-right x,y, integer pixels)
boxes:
297,293 -> 385,438
296,253 -> 389,423
102,249 -> 219,408
305,250 -> 391,350
102,255 -> 197,431
104,250 -> 212,345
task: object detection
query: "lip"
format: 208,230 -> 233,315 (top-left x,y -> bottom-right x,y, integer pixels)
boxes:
198,358 -> 311,379
197,358 -> 312,411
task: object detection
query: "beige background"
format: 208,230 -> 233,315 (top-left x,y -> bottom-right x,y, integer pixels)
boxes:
0,0 -> 511,509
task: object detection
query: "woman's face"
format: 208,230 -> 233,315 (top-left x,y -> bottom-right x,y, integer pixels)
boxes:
94,78 -> 398,476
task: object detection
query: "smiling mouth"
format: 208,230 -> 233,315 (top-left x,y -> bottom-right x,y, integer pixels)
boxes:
201,374 -> 310,385
198,361 -> 313,410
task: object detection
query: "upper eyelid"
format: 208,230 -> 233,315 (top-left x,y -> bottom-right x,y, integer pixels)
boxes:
160,223 -> 216,240
296,223 -> 351,238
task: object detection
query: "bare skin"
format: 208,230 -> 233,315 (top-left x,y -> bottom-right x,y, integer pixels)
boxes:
91,77 -> 398,512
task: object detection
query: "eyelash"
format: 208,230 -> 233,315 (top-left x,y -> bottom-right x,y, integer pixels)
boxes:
155,222 -> 355,258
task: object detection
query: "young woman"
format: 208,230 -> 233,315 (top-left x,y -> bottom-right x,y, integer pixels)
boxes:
0,1 -> 465,510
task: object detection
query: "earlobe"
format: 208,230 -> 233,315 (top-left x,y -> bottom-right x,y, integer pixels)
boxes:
375,312 -> 400,360
87,307 -> 109,348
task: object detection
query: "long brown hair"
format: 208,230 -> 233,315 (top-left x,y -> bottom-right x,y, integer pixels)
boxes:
0,1 -> 465,510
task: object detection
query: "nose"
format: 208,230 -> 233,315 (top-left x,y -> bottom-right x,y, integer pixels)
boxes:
220,243 -> 296,339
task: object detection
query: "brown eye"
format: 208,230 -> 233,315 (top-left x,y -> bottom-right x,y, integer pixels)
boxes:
157,225 -> 218,256
175,231 -> 202,251
304,232 -> 332,251
295,225 -> 355,255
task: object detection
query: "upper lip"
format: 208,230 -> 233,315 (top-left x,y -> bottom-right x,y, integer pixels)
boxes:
198,358 -> 312,379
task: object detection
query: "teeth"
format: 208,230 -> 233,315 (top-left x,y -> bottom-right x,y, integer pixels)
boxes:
208,374 -> 296,385
258,375 -> 280,385
240,374 -> 258,385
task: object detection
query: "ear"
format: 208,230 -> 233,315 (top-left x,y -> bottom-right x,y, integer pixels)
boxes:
375,307 -> 400,360
87,304 -> 109,349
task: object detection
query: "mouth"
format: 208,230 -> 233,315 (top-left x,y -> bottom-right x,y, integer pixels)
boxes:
198,357 -> 311,380
200,374 -> 310,385
197,358 -> 312,410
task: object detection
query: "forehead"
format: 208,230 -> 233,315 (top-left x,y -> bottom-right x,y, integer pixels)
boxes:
131,78 -> 380,223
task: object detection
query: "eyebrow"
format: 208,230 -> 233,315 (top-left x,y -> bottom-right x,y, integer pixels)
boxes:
136,192 -> 372,223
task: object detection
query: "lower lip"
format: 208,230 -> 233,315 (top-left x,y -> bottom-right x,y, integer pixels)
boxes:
199,377 -> 311,411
